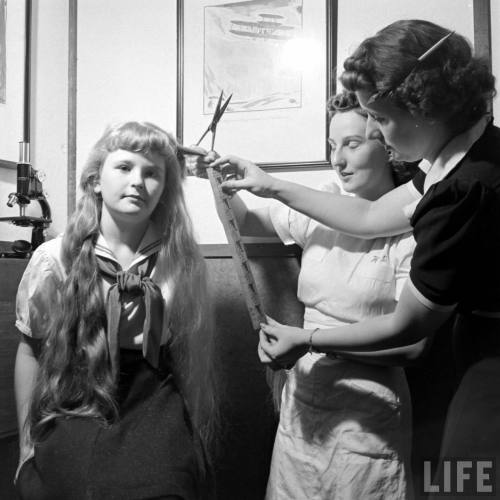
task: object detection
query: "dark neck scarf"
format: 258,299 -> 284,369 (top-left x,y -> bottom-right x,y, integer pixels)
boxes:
97,254 -> 164,379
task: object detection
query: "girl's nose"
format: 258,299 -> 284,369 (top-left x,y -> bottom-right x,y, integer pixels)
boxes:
130,169 -> 145,188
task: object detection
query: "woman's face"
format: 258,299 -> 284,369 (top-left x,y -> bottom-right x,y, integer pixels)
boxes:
329,109 -> 393,200
94,149 -> 166,225
356,89 -> 436,162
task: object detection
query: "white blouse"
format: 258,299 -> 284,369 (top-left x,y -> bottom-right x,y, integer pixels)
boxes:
15,226 -> 170,349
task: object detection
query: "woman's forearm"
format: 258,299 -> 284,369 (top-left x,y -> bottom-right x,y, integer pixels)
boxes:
270,177 -> 413,238
214,155 -> 413,238
335,337 -> 431,366
310,314 -> 418,353
308,287 -> 451,353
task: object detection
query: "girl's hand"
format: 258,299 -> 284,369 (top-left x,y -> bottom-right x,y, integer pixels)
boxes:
258,316 -> 309,369
210,155 -> 277,198
184,146 -> 219,178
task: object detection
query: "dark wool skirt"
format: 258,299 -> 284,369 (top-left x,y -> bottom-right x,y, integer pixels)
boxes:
17,349 -> 205,500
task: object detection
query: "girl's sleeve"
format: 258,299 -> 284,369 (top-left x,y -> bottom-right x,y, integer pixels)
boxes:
409,178 -> 490,307
15,246 -> 63,339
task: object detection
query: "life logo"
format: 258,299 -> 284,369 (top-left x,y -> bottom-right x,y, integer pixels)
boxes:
422,458 -> 497,496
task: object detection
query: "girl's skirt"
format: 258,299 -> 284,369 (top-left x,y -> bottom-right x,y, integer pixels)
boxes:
17,349 -> 206,500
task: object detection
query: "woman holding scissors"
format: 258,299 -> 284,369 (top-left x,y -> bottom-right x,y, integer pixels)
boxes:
189,90 -> 418,499
211,19 -> 500,491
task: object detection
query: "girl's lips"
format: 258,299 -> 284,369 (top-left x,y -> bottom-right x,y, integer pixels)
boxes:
123,195 -> 145,203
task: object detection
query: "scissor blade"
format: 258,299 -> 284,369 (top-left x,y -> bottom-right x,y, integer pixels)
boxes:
196,127 -> 211,146
211,129 -> 217,151
217,94 -> 232,121
212,91 -> 224,120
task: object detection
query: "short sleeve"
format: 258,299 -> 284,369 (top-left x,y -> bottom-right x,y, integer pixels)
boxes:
269,202 -> 312,247
409,179 -> 489,307
16,244 -> 64,339
391,232 -> 416,301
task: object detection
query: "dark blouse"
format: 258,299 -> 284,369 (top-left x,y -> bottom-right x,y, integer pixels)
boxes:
409,122 -> 500,313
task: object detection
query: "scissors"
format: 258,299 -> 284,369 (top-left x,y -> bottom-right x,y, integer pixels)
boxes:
176,90 -> 232,158
196,90 -> 232,150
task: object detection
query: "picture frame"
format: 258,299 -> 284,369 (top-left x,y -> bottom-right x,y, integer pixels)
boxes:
0,0 -> 28,170
177,0 -> 337,171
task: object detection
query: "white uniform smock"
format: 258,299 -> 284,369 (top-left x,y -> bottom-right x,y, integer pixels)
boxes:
266,183 -> 416,500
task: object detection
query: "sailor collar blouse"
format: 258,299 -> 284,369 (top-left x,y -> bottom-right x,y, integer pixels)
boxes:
16,225 -> 171,350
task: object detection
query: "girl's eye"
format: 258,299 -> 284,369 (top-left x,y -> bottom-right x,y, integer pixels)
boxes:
347,140 -> 361,149
117,164 -> 130,171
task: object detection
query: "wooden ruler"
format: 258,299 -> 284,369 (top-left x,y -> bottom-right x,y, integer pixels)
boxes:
206,166 -> 266,330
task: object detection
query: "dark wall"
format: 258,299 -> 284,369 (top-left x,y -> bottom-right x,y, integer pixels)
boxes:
203,243 -> 304,500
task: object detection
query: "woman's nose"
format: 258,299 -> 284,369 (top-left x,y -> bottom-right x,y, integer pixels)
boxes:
332,149 -> 346,169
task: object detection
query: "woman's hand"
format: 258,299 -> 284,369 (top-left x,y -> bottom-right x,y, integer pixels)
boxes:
184,146 -> 219,178
210,155 -> 277,198
258,316 -> 309,369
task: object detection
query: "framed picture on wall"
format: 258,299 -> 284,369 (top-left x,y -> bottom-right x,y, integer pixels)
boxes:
177,0 -> 337,170
0,0 -> 27,169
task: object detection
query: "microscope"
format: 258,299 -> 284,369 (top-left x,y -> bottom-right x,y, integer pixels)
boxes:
0,142 -> 52,257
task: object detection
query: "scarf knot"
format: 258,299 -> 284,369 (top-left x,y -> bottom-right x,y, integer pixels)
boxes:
116,270 -> 154,297
97,256 -> 164,380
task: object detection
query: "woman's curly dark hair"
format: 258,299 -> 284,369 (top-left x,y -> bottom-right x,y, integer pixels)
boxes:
327,91 -> 419,185
340,19 -> 496,134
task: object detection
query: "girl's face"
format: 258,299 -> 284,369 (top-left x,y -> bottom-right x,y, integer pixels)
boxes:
329,109 -> 393,200
356,89 -> 436,162
94,149 -> 166,224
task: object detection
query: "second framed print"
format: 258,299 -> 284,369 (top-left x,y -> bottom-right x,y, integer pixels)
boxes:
177,0 -> 337,170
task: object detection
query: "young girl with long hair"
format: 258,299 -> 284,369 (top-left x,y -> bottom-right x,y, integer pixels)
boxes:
14,121 -> 218,500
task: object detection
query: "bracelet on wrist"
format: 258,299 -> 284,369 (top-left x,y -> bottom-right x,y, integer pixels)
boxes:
308,328 -> 320,354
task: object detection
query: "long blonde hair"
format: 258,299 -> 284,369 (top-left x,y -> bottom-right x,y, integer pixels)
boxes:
30,122 -> 219,451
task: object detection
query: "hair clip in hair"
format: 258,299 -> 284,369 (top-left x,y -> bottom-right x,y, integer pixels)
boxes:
369,30 -> 454,102
416,30 -> 455,63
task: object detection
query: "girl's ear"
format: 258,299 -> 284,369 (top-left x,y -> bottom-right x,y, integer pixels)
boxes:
93,178 -> 101,194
